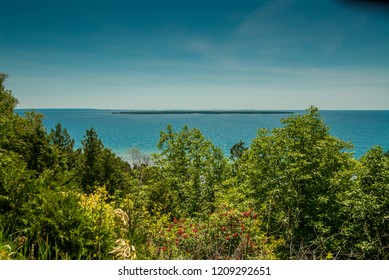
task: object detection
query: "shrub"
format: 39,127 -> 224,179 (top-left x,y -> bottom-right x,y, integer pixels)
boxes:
148,205 -> 280,260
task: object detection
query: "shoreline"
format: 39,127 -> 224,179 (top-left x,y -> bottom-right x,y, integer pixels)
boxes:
112,110 -> 295,115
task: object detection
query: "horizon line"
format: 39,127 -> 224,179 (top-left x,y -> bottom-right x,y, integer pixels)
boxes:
14,107 -> 389,112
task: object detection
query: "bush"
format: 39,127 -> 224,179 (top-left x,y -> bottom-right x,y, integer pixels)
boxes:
147,205 -> 280,260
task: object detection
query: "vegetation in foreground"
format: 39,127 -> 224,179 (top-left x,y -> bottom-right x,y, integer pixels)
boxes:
0,73 -> 388,260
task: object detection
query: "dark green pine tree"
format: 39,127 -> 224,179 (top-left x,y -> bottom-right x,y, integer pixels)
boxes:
81,128 -> 104,193
49,123 -> 75,152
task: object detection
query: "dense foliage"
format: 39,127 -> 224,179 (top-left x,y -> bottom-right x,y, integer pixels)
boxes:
0,73 -> 388,259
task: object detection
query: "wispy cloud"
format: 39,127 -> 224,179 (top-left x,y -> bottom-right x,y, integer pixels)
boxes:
235,0 -> 298,36
231,0 -> 362,57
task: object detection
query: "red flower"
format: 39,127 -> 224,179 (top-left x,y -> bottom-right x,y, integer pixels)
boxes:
221,226 -> 226,231
233,233 -> 238,237
193,228 -> 198,233
183,234 -> 188,239
243,211 -> 250,217
226,236 -> 230,240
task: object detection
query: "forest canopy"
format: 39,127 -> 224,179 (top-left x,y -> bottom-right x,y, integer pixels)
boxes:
0,73 -> 388,260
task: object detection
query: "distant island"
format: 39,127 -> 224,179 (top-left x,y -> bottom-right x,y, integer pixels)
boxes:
112,110 -> 294,115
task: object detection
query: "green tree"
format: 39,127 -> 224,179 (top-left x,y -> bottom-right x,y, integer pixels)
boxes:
0,74 -> 18,149
49,123 -> 77,172
354,147 -> 389,258
0,150 -> 35,228
49,123 -> 75,153
1,75 -> 55,174
230,141 -> 248,161
154,125 -> 228,217
80,128 -> 130,195
100,148 -> 130,195
23,112 -> 55,172
239,107 -> 356,258
80,128 -> 104,193
0,74 -> 18,119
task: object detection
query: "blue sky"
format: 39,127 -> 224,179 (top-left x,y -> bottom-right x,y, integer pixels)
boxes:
1,0 -> 389,109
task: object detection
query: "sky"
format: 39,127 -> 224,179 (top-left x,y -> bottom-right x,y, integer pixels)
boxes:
1,0 -> 389,109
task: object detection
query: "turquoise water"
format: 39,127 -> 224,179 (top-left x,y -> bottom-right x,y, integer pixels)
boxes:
15,109 -> 389,159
